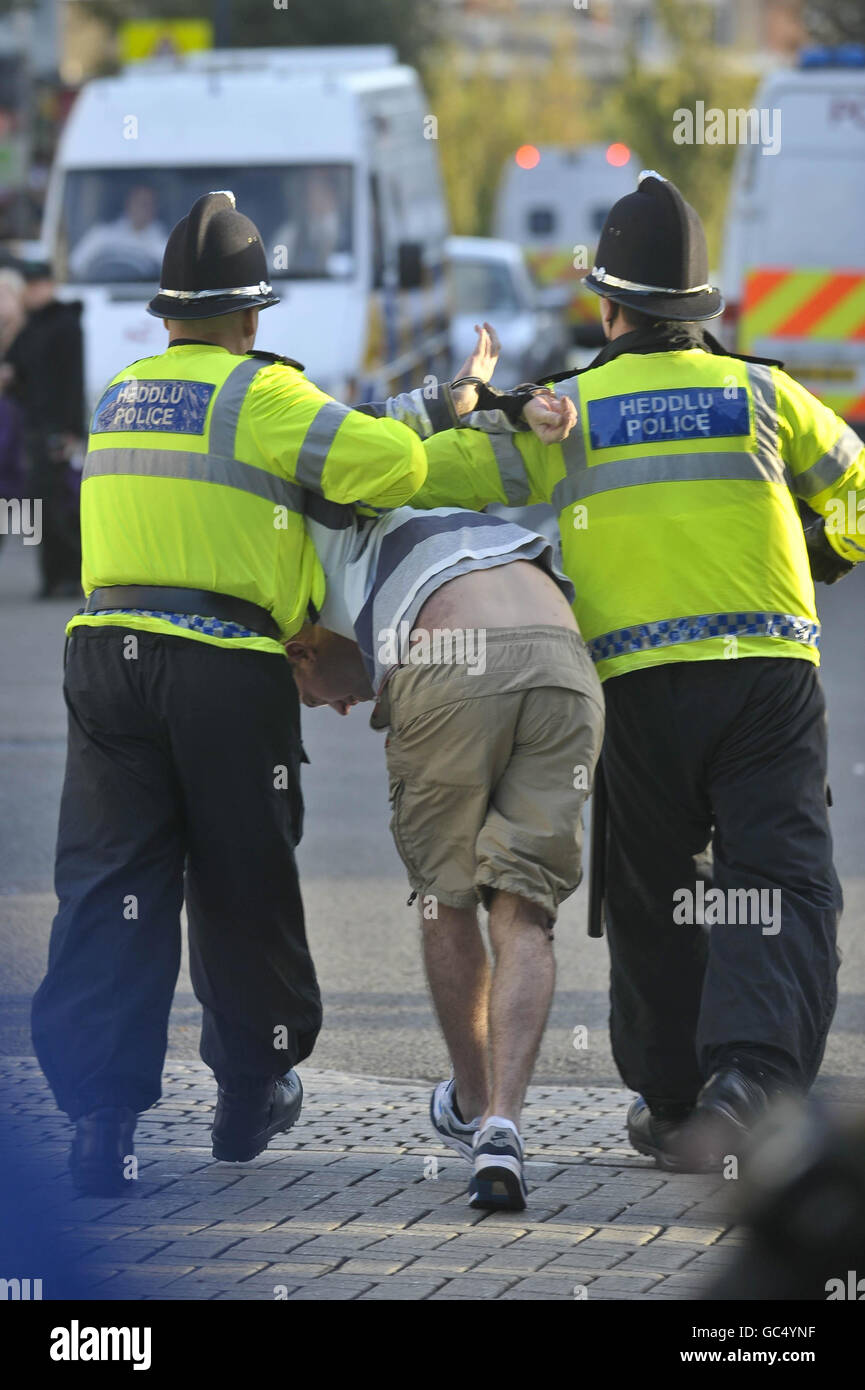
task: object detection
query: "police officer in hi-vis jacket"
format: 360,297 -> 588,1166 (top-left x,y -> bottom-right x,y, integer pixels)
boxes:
32,190 -> 567,1197
415,172 -> 864,1170
30,192 -> 495,1194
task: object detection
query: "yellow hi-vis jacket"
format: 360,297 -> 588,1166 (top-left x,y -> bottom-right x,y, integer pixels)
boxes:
68,343 -> 429,654
417,349 -> 865,682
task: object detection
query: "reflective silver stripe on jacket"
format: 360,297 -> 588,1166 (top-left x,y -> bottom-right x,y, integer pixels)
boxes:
83,357 -> 304,514
368,384 -> 458,437
744,363 -> 787,483
464,407 -> 518,434
487,432 -> 531,505
208,356 -> 267,458
794,424 -> 864,500
82,446 -> 305,512
295,401 -> 352,491
551,368 -> 790,512
552,450 -> 784,512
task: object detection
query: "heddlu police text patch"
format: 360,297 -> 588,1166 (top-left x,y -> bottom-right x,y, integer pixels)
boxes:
91,380 -> 216,434
588,388 -> 750,449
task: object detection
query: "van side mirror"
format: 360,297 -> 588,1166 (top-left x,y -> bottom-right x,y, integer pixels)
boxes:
397,241 -> 424,290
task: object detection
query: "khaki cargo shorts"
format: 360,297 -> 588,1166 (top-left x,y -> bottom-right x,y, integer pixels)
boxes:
371,626 -> 605,923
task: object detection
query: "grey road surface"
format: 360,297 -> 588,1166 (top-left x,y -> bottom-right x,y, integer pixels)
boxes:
1,539 -> 864,1097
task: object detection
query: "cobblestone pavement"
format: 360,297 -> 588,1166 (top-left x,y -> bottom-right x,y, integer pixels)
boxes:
0,1057 -> 745,1301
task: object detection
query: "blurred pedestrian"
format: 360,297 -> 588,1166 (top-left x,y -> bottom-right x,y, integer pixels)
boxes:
6,259 -> 85,597
0,265 -> 26,555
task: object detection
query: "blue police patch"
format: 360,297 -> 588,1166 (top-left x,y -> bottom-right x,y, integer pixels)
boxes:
588,389 -> 750,449
91,380 -> 215,435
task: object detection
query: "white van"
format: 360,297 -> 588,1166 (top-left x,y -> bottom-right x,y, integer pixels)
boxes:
494,142 -> 641,350
721,46 -> 865,430
42,46 -> 450,407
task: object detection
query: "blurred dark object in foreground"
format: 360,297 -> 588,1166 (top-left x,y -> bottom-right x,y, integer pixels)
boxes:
707,1098 -> 865,1300
0,1129 -> 91,1300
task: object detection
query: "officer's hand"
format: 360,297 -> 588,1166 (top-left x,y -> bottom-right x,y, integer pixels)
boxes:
450,321 -> 501,415
523,391 -> 577,443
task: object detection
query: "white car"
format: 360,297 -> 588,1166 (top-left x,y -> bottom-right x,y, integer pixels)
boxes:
445,235 -> 571,388
445,235 -> 568,554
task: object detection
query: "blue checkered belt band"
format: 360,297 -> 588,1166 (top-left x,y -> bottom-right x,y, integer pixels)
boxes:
587,612 -> 821,663
91,609 -> 259,639
84,583 -> 281,639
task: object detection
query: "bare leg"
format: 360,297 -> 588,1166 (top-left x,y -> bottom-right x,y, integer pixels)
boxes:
486,890 -> 555,1128
421,904 -> 491,1121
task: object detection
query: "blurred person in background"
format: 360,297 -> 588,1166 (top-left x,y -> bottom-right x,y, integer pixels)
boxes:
69,184 -> 167,282
271,169 -> 352,277
0,263 -> 26,555
6,259 -> 84,598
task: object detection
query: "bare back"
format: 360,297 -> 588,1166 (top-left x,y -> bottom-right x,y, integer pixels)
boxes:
415,559 -> 578,635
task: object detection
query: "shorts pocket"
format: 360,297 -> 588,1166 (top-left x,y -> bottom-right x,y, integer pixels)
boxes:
389,776 -> 424,886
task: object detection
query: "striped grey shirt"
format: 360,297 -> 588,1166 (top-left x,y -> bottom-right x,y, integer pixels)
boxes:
305,497 -> 574,694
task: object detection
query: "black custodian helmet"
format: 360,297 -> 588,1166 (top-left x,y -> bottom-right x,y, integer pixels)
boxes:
583,171 -> 723,322
147,190 -> 280,320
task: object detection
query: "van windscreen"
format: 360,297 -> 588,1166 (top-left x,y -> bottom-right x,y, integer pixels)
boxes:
60,165 -> 354,284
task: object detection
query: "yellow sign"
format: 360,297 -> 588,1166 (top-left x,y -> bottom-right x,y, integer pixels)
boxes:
119,20 -> 213,63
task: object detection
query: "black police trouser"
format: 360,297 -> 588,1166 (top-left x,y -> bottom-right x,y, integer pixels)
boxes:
31,626 -> 322,1120
602,657 -> 841,1105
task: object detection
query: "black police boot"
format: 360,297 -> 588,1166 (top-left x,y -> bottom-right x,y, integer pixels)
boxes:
627,1096 -> 714,1173
69,1107 -> 137,1197
689,1064 -> 777,1167
211,1070 -> 303,1162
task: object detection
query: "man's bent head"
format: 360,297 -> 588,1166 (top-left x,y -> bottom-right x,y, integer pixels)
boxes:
285,625 -> 374,715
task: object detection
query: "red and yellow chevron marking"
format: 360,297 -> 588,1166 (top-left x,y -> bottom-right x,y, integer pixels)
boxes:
741,268 -> 865,345
741,268 -> 865,420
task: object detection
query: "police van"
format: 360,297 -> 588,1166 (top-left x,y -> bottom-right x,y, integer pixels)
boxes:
721,45 -> 865,432
494,142 -> 641,352
42,46 -> 450,407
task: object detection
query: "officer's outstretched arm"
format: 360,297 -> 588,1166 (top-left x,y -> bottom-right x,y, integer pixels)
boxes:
251,367 -> 428,508
778,370 -> 865,566
352,386 -> 460,438
411,424 -> 559,512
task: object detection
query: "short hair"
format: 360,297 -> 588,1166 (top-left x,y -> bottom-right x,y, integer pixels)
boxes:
617,303 -> 699,334
164,305 -> 256,336
618,304 -> 667,330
